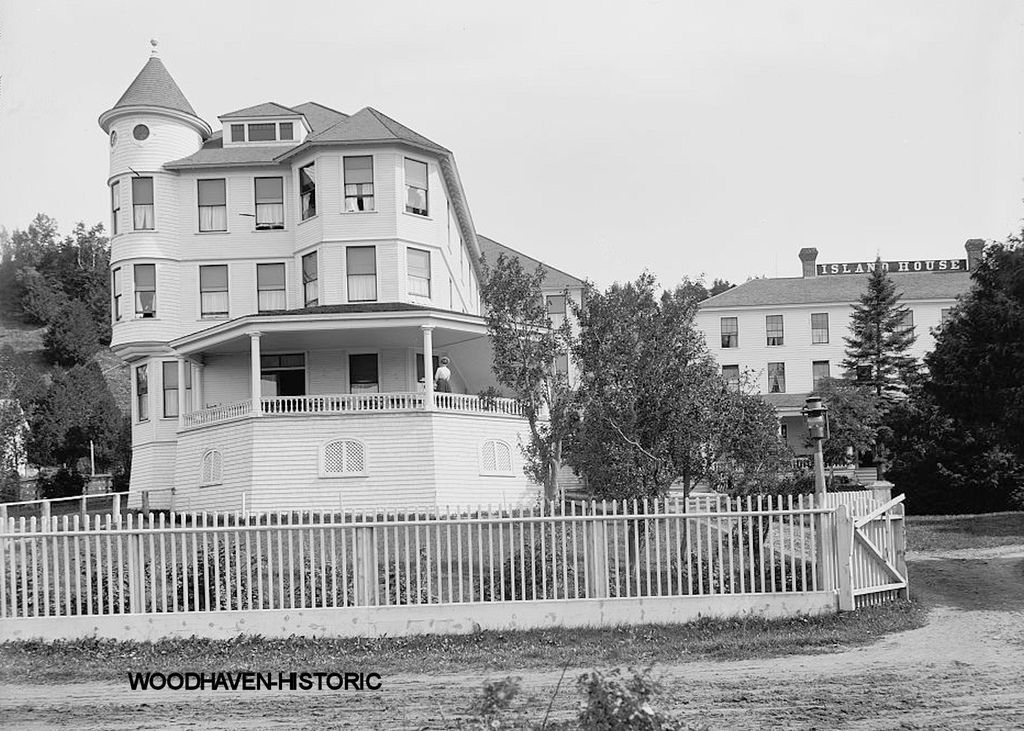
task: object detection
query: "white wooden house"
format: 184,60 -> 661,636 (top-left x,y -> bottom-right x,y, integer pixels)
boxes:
100,47 -> 583,511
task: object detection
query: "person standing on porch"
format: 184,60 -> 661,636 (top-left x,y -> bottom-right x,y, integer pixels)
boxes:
435,356 -> 452,393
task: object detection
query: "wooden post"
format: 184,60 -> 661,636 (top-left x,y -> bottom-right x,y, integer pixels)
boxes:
141,490 -> 150,515
893,501 -> 908,600
112,493 -> 122,527
0,503 -> 6,525
126,514 -> 140,612
586,517 -> 609,599
354,525 -> 377,606
249,332 -> 262,416
835,504 -> 855,611
80,495 -> 88,523
421,325 -> 435,410
41,500 -> 51,524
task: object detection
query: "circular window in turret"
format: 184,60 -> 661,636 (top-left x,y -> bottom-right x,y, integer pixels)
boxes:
109,130 -> 117,147
133,124 -> 150,141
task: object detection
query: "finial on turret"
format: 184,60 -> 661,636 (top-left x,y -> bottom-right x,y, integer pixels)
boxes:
150,39 -> 159,57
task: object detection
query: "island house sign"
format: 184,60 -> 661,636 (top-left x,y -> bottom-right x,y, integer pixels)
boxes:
817,259 -> 968,275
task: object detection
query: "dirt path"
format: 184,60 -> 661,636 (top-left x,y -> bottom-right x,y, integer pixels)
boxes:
1,547 -> 1022,729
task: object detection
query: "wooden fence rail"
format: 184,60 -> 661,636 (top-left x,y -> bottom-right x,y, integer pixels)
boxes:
1,495 -> 845,618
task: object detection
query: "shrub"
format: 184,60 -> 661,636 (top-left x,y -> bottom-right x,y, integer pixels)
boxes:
577,667 -> 685,730
38,468 -> 85,499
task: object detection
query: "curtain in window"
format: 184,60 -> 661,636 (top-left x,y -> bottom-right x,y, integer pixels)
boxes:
257,264 -> 286,311
258,291 -> 287,311
200,265 -> 229,316
347,247 -> 376,301
199,206 -> 227,232
134,205 -> 155,230
132,177 -> 154,230
407,249 -> 430,297
348,275 -> 376,302
349,354 -> 378,393
255,178 -> 284,228
256,204 -> 284,227
299,164 -> 316,219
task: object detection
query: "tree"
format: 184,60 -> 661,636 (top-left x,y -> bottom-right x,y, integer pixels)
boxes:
481,253 -> 570,499
811,377 -> 883,468
842,259 -> 919,402
43,299 -> 102,366
926,236 -> 1024,462
562,274 -> 786,499
27,364 -> 122,472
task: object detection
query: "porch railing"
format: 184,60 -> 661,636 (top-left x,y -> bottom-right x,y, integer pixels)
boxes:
180,399 -> 253,429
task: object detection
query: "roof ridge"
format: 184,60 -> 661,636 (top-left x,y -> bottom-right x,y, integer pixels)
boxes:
477,234 -> 585,286
293,100 -> 349,117
365,106 -> 447,150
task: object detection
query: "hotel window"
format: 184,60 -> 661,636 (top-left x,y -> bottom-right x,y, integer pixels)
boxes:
261,353 -> 305,397
132,177 -> 154,230
230,124 -> 245,142
112,268 -> 122,321
349,353 -> 379,393
416,353 -> 440,383
110,181 -> 120,235
547,295 -> 567,329
255,177 -> 284,230
279,122 -> 294,141
480,440 -> 513,476
200,450 -> 223,486
199,264 -> 229,318
347,246 -> 377,302
299,163 -> 316,220
321,439 -> 366,476
766,315 -> 784,346
812,360 -> 831,389
344,156 -> 375,211
134,264 -> 156,318
198,179 -> 227,232
248,123 -> 276,142
257,263 -> 286,312
898,310 -> 914,335
407,248 -> 431,297
136,365 -> 149,422
162,361 -> 179,418
720,317 -> 738,348
302,252 -> 318,306
940,308 -> 953,324
811,313 -> 829,344
722,364 -> 740,389
768,362 -> 786,393
405,158 -> 428,216
554,352 -> 569,376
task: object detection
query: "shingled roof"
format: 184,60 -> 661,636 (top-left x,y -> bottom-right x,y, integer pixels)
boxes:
109,57 -> 199,118
291,102 -> 348,133
164,133 -> 286,170
304,107 -> 448,152
220,102 -> 301,119
700,271 -> 972,309
477,235 -> 585,290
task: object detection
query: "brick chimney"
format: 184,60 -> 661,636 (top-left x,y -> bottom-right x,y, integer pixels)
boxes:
965,239 -> 985,271
798,248 -> 819,278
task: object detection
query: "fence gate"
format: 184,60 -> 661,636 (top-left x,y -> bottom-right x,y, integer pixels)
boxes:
835,496 -> 908,609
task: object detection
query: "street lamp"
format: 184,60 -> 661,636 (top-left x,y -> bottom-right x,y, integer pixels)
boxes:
803,395 -> 829,497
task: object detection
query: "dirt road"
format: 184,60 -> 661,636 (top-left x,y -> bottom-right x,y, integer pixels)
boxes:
1,546 -> 1021,729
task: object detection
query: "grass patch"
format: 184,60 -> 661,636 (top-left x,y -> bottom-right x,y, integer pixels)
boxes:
906,512 -> 1024,552
0,601 -> 925,684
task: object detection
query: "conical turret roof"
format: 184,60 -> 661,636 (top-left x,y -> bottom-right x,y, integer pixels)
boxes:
111,56 -> 199,117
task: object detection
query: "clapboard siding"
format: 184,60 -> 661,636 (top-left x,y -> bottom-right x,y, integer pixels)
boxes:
109,114 -> 202,179
172,419 -> 254,512
127,440 -> 178,507
202,353 -> 250,407
320,150 -> 399,240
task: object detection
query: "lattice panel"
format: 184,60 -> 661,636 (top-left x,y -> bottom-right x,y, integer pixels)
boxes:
481,442 -> 497,472
345,441 -> 365,473
201,450 -> 222,485
494,441 -> 512,472
324,440 -> 365,474
323,441 -> 347,473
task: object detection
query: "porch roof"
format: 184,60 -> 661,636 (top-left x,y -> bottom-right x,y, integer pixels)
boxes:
170,305 -> 489,356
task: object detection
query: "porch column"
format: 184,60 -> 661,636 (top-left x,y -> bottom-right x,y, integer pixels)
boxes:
195,362 -> 205,409
421,324 -> 434,410
176,357 -> 188,429
249,331 -> 262,417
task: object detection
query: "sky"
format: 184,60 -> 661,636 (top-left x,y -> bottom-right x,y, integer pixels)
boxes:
0,0 -> 1021,287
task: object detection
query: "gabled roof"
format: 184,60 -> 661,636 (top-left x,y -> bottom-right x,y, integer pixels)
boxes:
699,271 -> 972,309
220,102 -> 300,119
304,107 -> 448,152
109,57 -> 199,118
476,235 -> 585,291
291,102 -> 348,133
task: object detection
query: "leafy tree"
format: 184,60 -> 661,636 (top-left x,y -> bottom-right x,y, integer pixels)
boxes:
481,253 -> 570,499
43,299 -> 102,366
673,276 -> 734,304
811,377 -> 883,468
562,274 -> 786,499
926,237 -> 1024,462
842,258 -> 919,401
27,363 -> 122,472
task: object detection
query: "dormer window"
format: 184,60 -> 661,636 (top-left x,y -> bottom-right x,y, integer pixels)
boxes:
248,123 -> 276,142
226,121 -> 300,144
230,124 -> 245,142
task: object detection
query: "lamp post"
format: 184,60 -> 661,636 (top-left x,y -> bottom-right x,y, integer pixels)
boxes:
803,395 -> 829,497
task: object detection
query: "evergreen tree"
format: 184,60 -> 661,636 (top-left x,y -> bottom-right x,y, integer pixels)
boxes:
842,258 -> 919,402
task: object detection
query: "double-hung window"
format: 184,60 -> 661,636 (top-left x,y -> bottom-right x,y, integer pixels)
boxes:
349,354 -> 379,393
110,181 -> 120,235
199,265 -> 229,317
257,263 -> 286,312
134,264 -> 156,318
344,156 -> 375,211
132,177 -> 154,230
940,307 -> 953,324
112,268 -> 122,321
299,163 -> 316,220
722,364 -> 740,389
407,248 -> 431,297
302,252 -> 318,306
898,310 -> 914,335
768,362 -> 786,393
766,315 -> 784,346
136,365 -> 149,422
405,158 -> 428,216
811,313 -> 829,344
261,354 -> 305,397
720,317 -> 738,348
255,177 -> 284,230
812,360 -> 830,388
248,123 -> 276,142
230,124 -> 245,142
347,246 -> 377,302
547,295 -> 567,329
198,179 -> 227,232
162,361 -> 179,418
